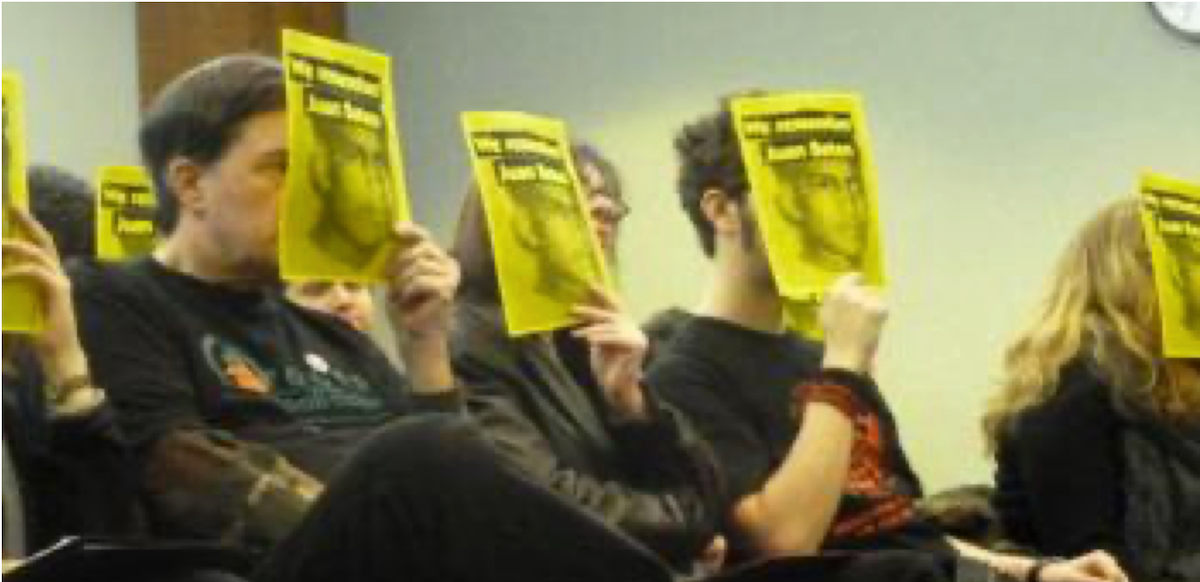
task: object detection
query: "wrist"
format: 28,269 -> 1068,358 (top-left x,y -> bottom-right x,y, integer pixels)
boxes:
45,374 -> 103,416
39,345 -> 89,386
609,381 -> 648,422
398,325 -> 449,350
1025,557 -> 1064,582
821,348 -> 870,374
399,336 -> 456,395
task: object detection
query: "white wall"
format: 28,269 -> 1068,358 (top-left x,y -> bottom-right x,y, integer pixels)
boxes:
350,3 -> 1200,490
1,2 -> 140,179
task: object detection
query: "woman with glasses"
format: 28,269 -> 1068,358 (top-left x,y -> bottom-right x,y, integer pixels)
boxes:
449,143 -> 728,576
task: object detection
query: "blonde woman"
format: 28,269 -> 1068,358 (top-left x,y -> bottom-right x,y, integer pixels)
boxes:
986,199 -> 1200,582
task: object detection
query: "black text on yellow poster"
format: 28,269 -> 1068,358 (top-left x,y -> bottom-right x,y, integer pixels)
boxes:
462,111 -> 613,336
1139,172 -> 1200,358
732,92 -> 886,319
96,165 -> 158,261
280,29 -> 410,282
3,71 -> 43,333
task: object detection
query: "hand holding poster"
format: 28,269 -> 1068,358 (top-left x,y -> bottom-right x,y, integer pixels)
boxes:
731,92 -> 885,337
96,166 -> 158,262
3,71 -> 43,333
280,29 -> 410,282
462,112 -> 613,336
1139,172 -> 1200,358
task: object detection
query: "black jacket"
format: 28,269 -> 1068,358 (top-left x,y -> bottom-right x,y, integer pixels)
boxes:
2,350 -> 145,556
450,301 -> 724,570
996,357 -> 1200,581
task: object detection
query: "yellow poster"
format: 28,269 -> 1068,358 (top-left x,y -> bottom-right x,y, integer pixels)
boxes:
3,71 -> 43,333
96,165 -> 158,261
1139,172 -> 1200,359
280,29 -> 410,282
731,92 -> 886,308
461,111 -> 613,336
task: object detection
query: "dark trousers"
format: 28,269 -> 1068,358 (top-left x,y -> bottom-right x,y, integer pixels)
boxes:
253,415 -> 965,582
252,415 -> 671,582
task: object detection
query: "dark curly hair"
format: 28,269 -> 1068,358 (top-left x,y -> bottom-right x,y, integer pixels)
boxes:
140,55 -> 285,234
673,93 -> 761,257
28,164 -> 96,261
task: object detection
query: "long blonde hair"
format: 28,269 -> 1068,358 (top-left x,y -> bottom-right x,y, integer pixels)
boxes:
984,198 -> 1200,453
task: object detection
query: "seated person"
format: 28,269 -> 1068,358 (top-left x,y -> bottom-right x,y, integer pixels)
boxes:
642,307 -> 691,367
985,199 -> 1200,582
3,205 -> 245,582
646,99 -> 1127,582
449,144 -> 725,573
285,280 -> 373,332
70,54 -> 691,582
3,205 -> 134,567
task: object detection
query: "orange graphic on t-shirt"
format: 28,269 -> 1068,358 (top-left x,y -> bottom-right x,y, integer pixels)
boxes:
829,411 -> 916,540
226,361 -> 268,394
845,413 -> 886,494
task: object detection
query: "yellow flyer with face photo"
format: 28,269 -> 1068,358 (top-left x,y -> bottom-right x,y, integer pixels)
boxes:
3,71 -> 43,333
280,29 -> 410,282
1139,172 -> 1200,358
731,92 -> 885,307
96,165 -> 158,261
462,111 -> 613,336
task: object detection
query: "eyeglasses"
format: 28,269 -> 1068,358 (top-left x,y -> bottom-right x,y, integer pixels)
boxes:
590,194 -> 631,226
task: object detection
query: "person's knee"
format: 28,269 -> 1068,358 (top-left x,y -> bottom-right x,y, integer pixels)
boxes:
344,414 -> 488,484
370,414 -> 478,456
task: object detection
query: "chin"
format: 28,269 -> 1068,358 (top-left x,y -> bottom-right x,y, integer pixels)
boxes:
246,260 -> 282,285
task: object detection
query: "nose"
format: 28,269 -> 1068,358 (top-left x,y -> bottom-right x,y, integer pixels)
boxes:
331,283 -> 355,309
589,196 -> 618,226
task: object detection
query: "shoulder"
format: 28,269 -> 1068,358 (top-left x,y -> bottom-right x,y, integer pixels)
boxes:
646,327 -> 737,414
1013,358 -> 1120,445
68,258 -> 155,300
1039,359 -> 1116,419
789,335 -> 824,369
450,301 -> 519,364
68,258 -> 173,333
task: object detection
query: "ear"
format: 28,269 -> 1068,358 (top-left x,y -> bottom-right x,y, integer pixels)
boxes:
700,188 -> 743,239
165,157 -> 207,220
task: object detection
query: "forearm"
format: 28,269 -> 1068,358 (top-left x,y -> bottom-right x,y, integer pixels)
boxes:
735,403 -> 853,556
37,344 -> 106,418
39,342 -> 88,385
399,333 -> 457,395
949,537 -> 1035,580
475,389 -> 714,564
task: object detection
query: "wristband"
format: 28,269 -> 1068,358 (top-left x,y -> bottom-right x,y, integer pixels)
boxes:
793,380 -> 860,421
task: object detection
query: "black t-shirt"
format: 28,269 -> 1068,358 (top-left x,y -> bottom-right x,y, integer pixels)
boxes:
646,313 -> 943,560
71,257 -> 419,480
